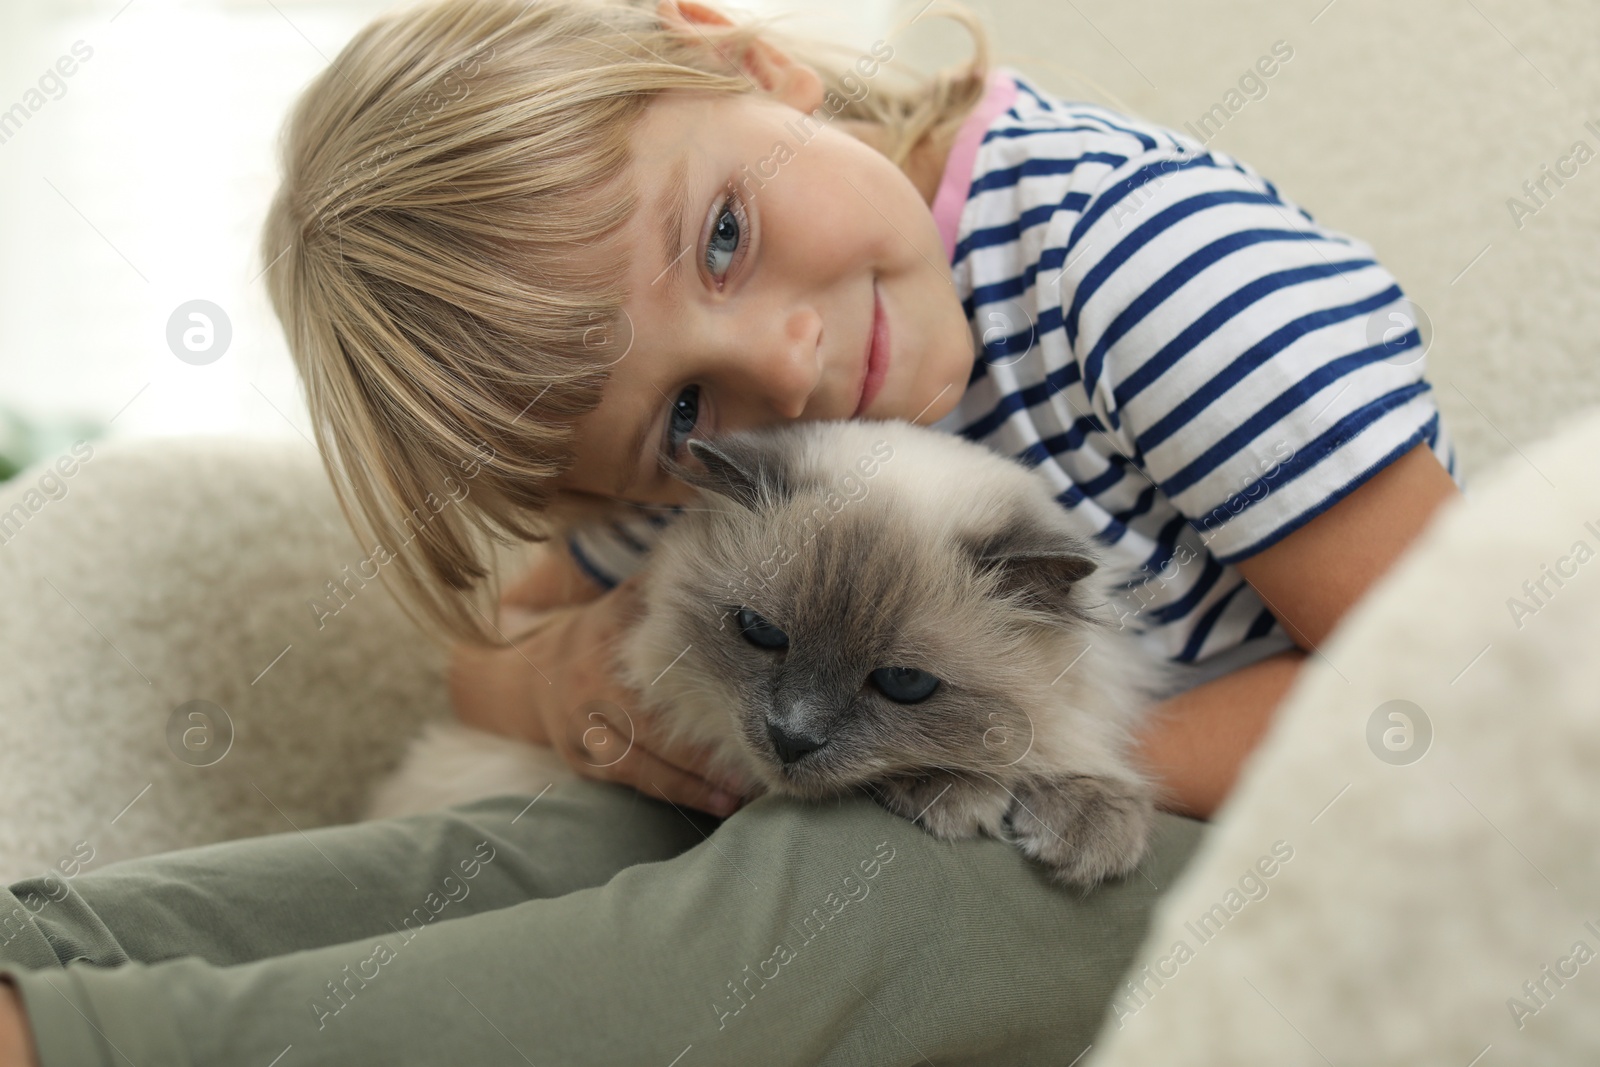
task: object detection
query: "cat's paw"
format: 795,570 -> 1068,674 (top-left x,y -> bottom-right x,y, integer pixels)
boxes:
874,773 -> 1012,841
1005,774 -> 1155,888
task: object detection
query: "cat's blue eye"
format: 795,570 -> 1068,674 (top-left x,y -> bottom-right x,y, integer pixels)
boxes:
664,383 -> 701,460
736,606 -> 788,651
869,667 -> 941,704
703,191 -> 747,281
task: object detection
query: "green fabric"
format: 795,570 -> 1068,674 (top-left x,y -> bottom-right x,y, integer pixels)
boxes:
0,406 -> 101,484
1,780 -> 1205,1066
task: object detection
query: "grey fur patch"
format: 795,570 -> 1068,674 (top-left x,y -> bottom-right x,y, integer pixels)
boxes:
673,429 -> 800,511
961,516 -> 1101,625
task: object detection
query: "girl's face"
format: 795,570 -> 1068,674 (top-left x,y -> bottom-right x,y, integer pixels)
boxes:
555,79 -> 975,509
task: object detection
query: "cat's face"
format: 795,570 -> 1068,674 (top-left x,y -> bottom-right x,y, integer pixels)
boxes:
623,419 -> 1108,800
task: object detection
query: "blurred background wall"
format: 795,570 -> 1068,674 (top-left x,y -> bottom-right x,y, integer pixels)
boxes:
1,0 -> 1596,480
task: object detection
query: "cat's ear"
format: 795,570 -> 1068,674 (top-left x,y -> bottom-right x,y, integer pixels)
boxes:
963,520 -> 1099,623
668,432 -> 795,511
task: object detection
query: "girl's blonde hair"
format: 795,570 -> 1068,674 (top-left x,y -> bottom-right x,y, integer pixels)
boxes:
261,0 -> 990,648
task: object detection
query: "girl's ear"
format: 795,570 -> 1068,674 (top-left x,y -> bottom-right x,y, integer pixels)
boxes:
656,0 -> 824,113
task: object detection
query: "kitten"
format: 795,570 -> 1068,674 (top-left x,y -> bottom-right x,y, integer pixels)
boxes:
367,418 -> 1167,887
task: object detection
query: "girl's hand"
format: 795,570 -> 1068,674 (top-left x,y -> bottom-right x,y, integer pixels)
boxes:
537,574 -> 757,816
451,573 -> 756,817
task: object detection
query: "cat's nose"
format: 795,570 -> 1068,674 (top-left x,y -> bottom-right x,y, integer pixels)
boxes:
766,720 -> 826,765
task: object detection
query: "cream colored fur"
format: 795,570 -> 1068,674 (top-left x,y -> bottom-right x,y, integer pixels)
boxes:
363,719 -> 577,820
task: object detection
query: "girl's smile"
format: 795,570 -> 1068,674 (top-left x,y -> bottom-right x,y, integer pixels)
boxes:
554,74 -> 975,510
856,279 -> 891,418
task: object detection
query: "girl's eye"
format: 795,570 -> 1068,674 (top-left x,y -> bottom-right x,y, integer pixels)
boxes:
703,190 -> 747,282
665,383 -> 702,460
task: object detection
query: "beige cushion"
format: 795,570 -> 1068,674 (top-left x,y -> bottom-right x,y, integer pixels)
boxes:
1088,405 -> 1600,1064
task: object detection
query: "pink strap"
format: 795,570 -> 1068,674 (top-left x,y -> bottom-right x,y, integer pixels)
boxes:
930,68 -> 1019,263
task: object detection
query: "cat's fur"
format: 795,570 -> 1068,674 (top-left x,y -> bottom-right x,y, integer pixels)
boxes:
367,418 -> 1168,887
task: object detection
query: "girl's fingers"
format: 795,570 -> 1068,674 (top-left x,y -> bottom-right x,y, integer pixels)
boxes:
630,725 -> 755,799
587,700 -> 754,799
610,743 -> 742,817
553,699 -> 736,814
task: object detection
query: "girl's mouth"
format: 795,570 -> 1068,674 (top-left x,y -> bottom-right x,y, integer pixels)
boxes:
854,280 -> 891,417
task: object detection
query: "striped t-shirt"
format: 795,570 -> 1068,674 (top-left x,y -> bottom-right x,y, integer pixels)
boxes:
567,67 -> 1461,684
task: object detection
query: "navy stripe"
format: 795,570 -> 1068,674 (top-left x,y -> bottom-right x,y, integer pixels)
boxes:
968,153 -> 1129,197
958,363 -> 1089,440
1216,412 -> 1439,564
607,521 -> 649,554
1189,385 -> 1431,532
981,123 -> 1154,147
1178,579 -> 1247,662
978,318 -> 1039,364
1053,482 -> 1089,510
1013,439 -> 1052,469
1012,76 -> 1053,112
565,535 -> 619,591
1093,513 -> 1133,547
1244,607 -> 1279,641
1111,481 -> 1160,528
1166,356 -> 1428,502
954,193 -> 1093,265
1075,459 -> 1127,498
1080,229 -> 1334,397
641,504 -> 685,529
1140,513 -> 1191,576
1147,553 -> 1226,624
1239,383 -> 1429,520
1007,81 -> 1164,152
1072,111 -> 1162,152
1065,188 -> 1301,347
1063,153 -> 1232,262
969,159 -> 1303,323
1136,283 -> 1404,455
1011,78 -> 1153,148
964,270 -> 1034,316
1114,259 -> 1379,410
1037,415 -> 1100,456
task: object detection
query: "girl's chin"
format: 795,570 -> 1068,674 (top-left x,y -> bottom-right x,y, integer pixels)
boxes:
909,367 -> 971,426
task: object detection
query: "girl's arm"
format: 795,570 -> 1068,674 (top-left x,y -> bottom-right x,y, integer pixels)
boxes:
1132,441 -> 1461,820
0,982 -> 36,1067
451,540 -> 750,815
450,537 -> 606,743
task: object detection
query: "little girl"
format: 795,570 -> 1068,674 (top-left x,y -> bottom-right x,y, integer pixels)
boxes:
0,0 -> 1463,1062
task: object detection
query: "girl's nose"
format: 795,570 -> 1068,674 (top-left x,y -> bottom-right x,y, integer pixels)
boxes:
756,305 -> 823,421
